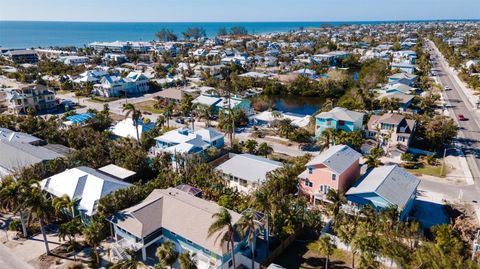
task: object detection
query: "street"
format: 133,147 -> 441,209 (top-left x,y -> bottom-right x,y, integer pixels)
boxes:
421,40 -> 480,205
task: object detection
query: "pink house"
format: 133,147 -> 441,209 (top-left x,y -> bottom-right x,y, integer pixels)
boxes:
298,144 -> 362,204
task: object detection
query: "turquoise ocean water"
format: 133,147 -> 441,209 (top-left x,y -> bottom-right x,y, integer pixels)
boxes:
0,20 -> 472,48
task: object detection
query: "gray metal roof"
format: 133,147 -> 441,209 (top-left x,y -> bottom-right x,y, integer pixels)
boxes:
306,144 -> 362,174
0,140 -> 63,174
0,128 -> 42,144
315,107 -> 364,122
214,154 -> 283,184
346,165 -> 420,209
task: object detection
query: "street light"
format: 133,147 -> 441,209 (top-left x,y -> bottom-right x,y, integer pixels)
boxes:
441,147 -> 457,176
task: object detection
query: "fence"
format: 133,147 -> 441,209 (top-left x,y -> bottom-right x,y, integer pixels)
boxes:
260,229 -> 302,268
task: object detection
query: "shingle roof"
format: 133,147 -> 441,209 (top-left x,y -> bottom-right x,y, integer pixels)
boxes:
306,144 -> 361,174
315,107 -> 364,122
108,188 -> 242,256
346,165 -> 420,209
215,154 -> 282,184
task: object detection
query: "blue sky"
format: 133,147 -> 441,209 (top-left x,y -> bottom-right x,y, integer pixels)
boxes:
0,0 -> 479,22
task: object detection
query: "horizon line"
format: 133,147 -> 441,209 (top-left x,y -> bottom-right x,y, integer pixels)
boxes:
1,18 -> 479,24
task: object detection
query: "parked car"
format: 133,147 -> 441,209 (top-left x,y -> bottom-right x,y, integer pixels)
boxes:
458,114 -> 467,121
175,117 -> 185,124
444,86 -> 450,91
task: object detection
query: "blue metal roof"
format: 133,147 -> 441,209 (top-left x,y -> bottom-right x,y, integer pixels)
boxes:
66,113 -> 95,123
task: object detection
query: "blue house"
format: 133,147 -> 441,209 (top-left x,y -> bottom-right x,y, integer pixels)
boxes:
108,188 -> 252,268
346,165 -> 420,220
387,73 -> 417,86
315,107 -> 365,137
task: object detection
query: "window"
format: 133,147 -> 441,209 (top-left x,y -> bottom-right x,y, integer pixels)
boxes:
308,167 -> 313,174
305,180 -> 313,187
228,260 -> 233,267
332,174 -> 336,181
326,120 -> 331,126
397,136 -> 406,142
338,120 -> 345,126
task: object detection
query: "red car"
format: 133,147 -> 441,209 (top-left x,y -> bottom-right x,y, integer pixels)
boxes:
458,114 -> 467,121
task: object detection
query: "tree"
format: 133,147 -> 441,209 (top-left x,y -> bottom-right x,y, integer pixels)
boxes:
194,104 -> 213,127
182,27 -> 206,40
318,128 -> 336,149
230,26 -> 248,36
156,28 -> 178,42
83,221 -> 105,265
237,210 -> 258,269
208,208 -> 237,269
217,27 -> 228,36
277,118 -> 296,139
308,235 -> 337,269
257,142 -> 273,157
110,249 -> 145,269
52,194 -> 77,219
424,115 -> 458,150
123,103 -> 142,144
0,178 -> 29,237
156,240 -> 178,269
58,218 -> 82,260
26,187 -> 52,255
178,252 -> 197,269
365,147 -> 383,169
244,139 -> 258,154
325,189 -> 346,228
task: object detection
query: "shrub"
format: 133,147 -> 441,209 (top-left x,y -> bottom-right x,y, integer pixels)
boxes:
401,153 -> 415,162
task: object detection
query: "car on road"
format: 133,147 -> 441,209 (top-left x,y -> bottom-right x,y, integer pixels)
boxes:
175,117 -> 185,124
444,86 -> 450,91
458,114 -> 467,121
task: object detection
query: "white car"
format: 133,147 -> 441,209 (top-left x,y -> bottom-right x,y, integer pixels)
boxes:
444,86 -> 450,90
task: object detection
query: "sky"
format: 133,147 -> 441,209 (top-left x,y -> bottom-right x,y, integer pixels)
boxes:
0,0 -> 479,22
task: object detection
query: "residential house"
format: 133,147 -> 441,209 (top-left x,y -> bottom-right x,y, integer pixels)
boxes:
0,132 -> 64,177
107,187 -> 250,268
5,49 -> 38,64
312,51 -> 350,66
215,153 -> 283,193
390,62 -> 416,74
92,72 -> 149,97
152,127 -> 224,157
315,107 -> 365,137
387,73 -> 417,86
40,166 -> 132,222
346,165 -> 420,220
59,55 -> 89,65
110,118 -> 156,141
366,113 -> 416,158
1,84 -> 56,114
298,145 -> 362,204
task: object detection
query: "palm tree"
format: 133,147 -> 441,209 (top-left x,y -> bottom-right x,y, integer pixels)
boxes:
337,213 -> 359,268
257,142 -> 273,157
365,147 -> 383,169
123,103 -> 142,144
277,118 -> 295,139
25,188 -> 52,255
58,218 -> 81,260
110,249 -> 146,269
83,221 -> 105,265
52,194 -> 77,219
195,104 -> 213,127
208,208 -> 237,269
308,235 -> 337,269
164,103 -> 174,128
318,128 -> 336,149
244,139 -> 258,154
178,252 -> 197,269
237,210 -> 258,269
325,189 -> 346,228
0,178 -> 28,237
156,240 -> 178,268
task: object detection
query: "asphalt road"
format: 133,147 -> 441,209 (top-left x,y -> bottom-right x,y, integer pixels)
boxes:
422,40 -> 480,203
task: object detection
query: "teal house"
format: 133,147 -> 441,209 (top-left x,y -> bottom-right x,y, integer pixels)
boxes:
346,165 -> 420,220
108,188 -> 254,268
315,107 -> 365,137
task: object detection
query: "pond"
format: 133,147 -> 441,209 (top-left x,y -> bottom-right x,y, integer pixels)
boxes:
269,96 -> 325,115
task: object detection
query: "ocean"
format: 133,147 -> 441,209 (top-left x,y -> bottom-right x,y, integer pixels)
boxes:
0,20 -> 473,48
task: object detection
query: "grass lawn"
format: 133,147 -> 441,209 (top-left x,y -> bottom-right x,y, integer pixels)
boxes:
88,96 -> 119,103
134,100 -> 163,114
407,164 -> 447,177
